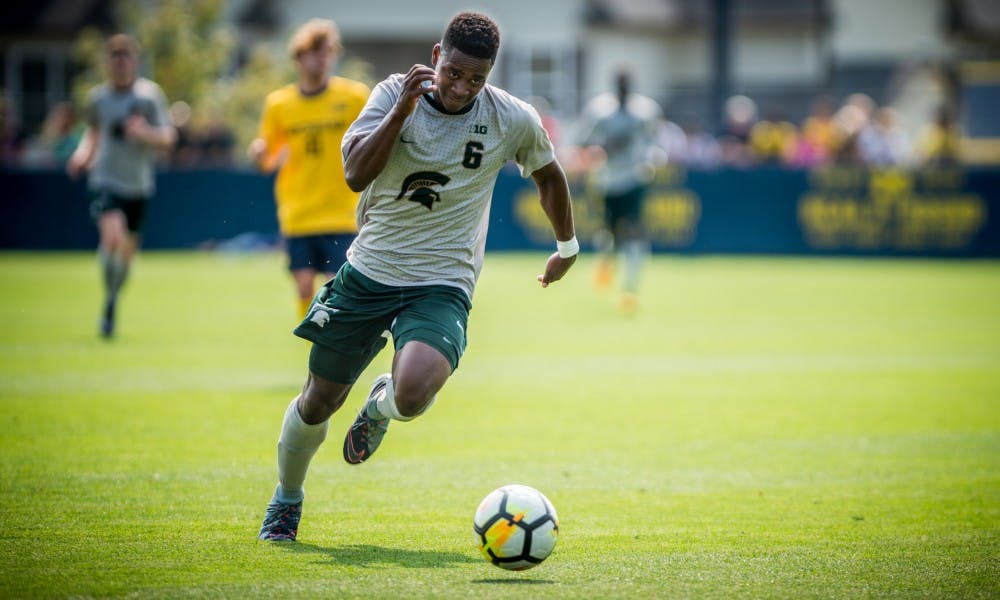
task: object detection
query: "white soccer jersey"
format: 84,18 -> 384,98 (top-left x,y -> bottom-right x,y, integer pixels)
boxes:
577,92 -> 662,195
342,74 -> 555,299
86,78 -> 170,197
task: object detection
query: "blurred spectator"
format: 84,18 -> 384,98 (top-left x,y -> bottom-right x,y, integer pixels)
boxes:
197,116 -> 236,167
723,94 -> 757,141
831,96 -> 873,166
857,107 -> 912,167
845,93 -> 876,123
528,96 -> 563,150
748,113 -> 798,165
169,101 -> 236,168
915,106 -> 961,167
719,135 -> 754,168
21,102 -> 84,167
0,91 -> 27,164
168,100 -> 200,167
654,115 -> 687,165
789,95 -> 839,167
719,94 -> 757,167
675,113 -> 722,169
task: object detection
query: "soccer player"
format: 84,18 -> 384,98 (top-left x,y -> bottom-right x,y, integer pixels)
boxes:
248,19 -> 370,319
257,11 -> 578,541
575,69 -> 663,314
67,34 -> 176,338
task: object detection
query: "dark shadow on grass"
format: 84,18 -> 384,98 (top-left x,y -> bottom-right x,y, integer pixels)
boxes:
281,542 -> 478,569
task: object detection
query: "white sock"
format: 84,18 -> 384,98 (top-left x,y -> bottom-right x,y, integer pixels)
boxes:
370,375 -> 437,421
275,396 -> 329,504
372,375 -> 413,421
622,240 -> 647,294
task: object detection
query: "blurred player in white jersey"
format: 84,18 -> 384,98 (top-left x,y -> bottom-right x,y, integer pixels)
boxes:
67,34 -> 176,338
258,11 -> 578,541
575,69 -> 663,315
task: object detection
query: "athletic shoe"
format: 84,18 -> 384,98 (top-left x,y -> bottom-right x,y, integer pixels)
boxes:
343,374 -> 391,464
619,292 -> 638,316
99,299 -> 116,338
592,259 -> 613,291
257,496 -> 302,541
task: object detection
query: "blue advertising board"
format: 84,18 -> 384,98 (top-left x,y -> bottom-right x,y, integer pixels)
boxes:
2,164 -> 997,256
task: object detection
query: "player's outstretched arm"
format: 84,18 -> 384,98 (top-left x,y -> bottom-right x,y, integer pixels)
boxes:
66,126 -> 98,179
531,160 -> 577,288
344,64 -> 436,192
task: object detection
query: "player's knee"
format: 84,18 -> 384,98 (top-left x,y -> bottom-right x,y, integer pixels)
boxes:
392,380 -> 436,419
301,373 -> 350,420
293,275 -> 314,299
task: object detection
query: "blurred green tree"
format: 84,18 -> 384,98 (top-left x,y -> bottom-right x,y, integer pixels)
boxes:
71,0 -> 234,116
71,2 -> 376,165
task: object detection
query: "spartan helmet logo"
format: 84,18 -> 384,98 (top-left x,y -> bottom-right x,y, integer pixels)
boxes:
396,171 -> 451,210
309,308 -> 331,328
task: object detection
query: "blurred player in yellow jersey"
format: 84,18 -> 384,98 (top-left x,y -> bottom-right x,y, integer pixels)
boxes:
248,19 -> 370,318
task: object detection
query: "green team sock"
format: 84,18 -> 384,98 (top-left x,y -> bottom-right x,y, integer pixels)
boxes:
99,250 -> 114,295
109,256 -> 129,298
99,251 -> 130,300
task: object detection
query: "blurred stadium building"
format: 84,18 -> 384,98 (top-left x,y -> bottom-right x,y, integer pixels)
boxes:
1,0 -> 998,161
2,0 -> 999,256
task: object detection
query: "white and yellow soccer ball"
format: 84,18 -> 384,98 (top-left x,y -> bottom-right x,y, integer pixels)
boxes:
473,484 -> 559,570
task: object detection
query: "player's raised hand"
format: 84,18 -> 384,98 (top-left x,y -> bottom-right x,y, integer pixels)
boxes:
123,114 -> 152,143
123,113 -> 176,151
536,253 -> 576,288
397,64 -> 437,114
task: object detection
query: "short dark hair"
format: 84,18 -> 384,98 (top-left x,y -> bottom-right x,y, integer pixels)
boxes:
615,69 -> 632,103
442,12 -> 500,63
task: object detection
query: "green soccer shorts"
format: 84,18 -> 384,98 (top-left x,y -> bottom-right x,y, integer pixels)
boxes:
294,263 -> 471,384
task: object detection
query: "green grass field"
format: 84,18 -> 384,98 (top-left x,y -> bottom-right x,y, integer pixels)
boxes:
1,251 -> 997,598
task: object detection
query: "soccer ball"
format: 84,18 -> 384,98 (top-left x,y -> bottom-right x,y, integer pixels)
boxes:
473,484 -> 559,570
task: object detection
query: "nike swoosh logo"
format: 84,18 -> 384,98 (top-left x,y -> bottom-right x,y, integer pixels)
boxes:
400,135 -> 416,144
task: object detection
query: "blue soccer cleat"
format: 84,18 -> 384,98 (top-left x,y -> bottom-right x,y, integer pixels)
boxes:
99,299 -> 116,338
343,374 -> 392,464
258,496 -> 302,541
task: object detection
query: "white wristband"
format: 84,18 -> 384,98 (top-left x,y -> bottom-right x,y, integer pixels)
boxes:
556,236 -> 579,259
